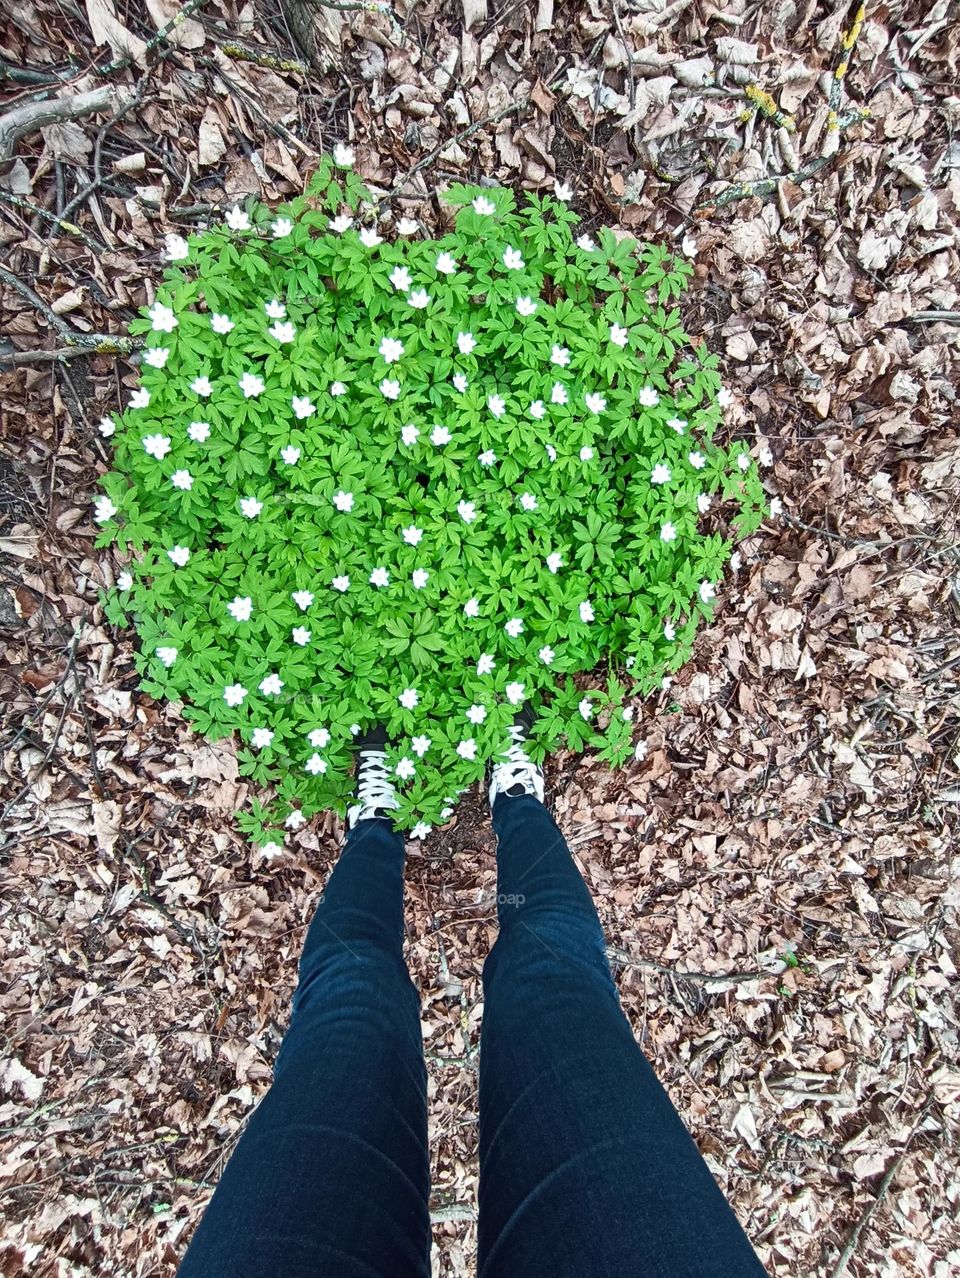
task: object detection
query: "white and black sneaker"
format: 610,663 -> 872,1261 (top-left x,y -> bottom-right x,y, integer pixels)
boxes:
347,725 -> 400,828
488,703 -> 545,808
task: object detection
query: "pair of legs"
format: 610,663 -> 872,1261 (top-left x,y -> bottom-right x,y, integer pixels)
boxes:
179,788 -> 766,1277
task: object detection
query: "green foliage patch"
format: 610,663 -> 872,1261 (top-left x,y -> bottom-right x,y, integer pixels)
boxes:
95,157 -> 764,842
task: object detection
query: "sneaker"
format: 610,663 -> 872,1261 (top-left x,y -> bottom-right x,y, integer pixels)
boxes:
347,725 -> 400,828
488,703 -> 545,808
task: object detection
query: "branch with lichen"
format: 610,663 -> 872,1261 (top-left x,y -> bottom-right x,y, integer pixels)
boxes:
742,82 -> 796,133
824,1 -> 867,155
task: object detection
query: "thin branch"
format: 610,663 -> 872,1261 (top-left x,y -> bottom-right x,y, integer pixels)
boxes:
0,265 -> 139,359
0,189 -> 103,251
0,84 -> 133,166
386,102 -> 529,200
606,947 -> 767,985
96,0 -> 209,76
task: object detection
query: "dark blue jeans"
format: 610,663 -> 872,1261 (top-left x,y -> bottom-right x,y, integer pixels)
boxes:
179,795 -> 767,1277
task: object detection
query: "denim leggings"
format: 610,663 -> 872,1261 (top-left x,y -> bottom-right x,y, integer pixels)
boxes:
179,794 -> 767,1278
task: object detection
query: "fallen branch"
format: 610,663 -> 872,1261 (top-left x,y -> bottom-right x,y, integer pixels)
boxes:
0,84 -> 133,168
0,264 -> 139,362
607,946 -> 767,985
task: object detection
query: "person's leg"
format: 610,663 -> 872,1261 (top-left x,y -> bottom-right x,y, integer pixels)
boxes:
478,789 -> 767,1278
179,771 -> 430,1277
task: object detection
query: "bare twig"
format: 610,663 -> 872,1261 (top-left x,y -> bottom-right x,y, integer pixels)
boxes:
0,264 -> 139,359
607,946 -> 767,985
0,84 -> 133,166
96,0 -> 209,76
0,189 -> 103,251
386,102 -> 529,200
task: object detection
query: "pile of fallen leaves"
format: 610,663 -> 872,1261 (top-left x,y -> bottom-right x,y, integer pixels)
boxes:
1,2 -> 958,1276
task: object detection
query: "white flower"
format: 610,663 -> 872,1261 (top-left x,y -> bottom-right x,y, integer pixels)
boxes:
165,233 -> 189,261
554,180 -> 573,201
225,206 -> 250,231
697,493 -> 712,514
456,331 -> 477,356
516,296 -> 537,316
718,387 -> 733,408
98,416 -> 115,437
529,400 -> 545,420
688,451 -> 706,470
333,490 -> 355,513
239,371 -> 265,398
699,580 -> 716,603
737,453 -> 751,472
609,323 -> 628,348
228,596 -> 253,622
457,500 -> 476,523
143,347 -> 169,369
730,551 -> 743,572
769,496 -> 783,517
285,810 -> 306,830
457,738 -> 477,761
453,372 -> 468,393
390,265 -> 412,292
411,568 -> 429,589
585,393 -> 606,414
396,217 -> 418,236
260,840 -> 284,858
579,697 -> 594,720
409,821 -> 432,840
167,545 -> 190,567
580,446 -> 594,461
224,683 -> 247,707
116,571 -> 133,591
396,757 -> 416,780
330,381 -> 346,397
379,336 -> 404,363
143,433 -> 171,459
472,195 -> 496,215
191,375 -> 212,397
577,234 -> 596,252
550,383 -> 568,406
269,321 -> 296,343
408,289 -> 430,309
264,299 -> 287,320
272,217 -> 293,238
308,727 -> 330,749
292,590 -> 314,610
759,446 -> 774,467
171,469 -> 193,491
638,386 -> 659,407
305,753 -> 328,775
332,575 -> 350,592
478,449 -> 497,466
505,617 -> 523,638
369,566 -> 390,588
252,727 -> 275,750
488,395 -> 506,418
477,653 -> 495,675
333,142 -> 355,167
287,395 -> 313,421
546,552 -> 562,573
359,226 -> 383,248
281,445 -> 301,465
399,688 -> 419,710
551,344 -> 570,368
664,619 -> 676,641
539,645 -> 555,665
330,214 -> 354,234
464,598 -> 480,618
402,525 -> 423,546
211,313 -> 234,334
579,601 -> 594,623
431,425 -> 451,446
240,496 -> 263,518
156,646 -> 177,667
667,417 -> 686,434
505,681 -> 525,706
503,246 -> 524,271
401,424 -> 419,447
651,463 -> 671,484
148,301 -> 177,332
519,492 -> 537,512
259,672 -> 283,696
380,378 -> 400,399
467,704 -> 487,725
546,444 -> 557,462
410,734 -> 431,756
292,626 -> 311,645
436,252 -> 457,275
129,388 -> 151,410
660,521 -> 677,542
94,495 -> 117,523
622,707 -> 634,722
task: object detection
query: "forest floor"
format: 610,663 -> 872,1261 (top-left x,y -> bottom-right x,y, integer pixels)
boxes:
1,1 -> 959,1275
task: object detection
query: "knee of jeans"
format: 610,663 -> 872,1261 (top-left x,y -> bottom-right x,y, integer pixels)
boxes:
295,942 -> 418,1013
486,914 -> 612,985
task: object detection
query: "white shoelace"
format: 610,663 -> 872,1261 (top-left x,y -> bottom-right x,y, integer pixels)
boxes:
490,726 -> 544,801
349,747 -> 399,824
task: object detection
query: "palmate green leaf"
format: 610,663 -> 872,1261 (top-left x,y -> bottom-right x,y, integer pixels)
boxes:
93,164 -> 766,845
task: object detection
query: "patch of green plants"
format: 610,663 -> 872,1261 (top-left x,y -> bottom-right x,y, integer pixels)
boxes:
95,153 -> 765,844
